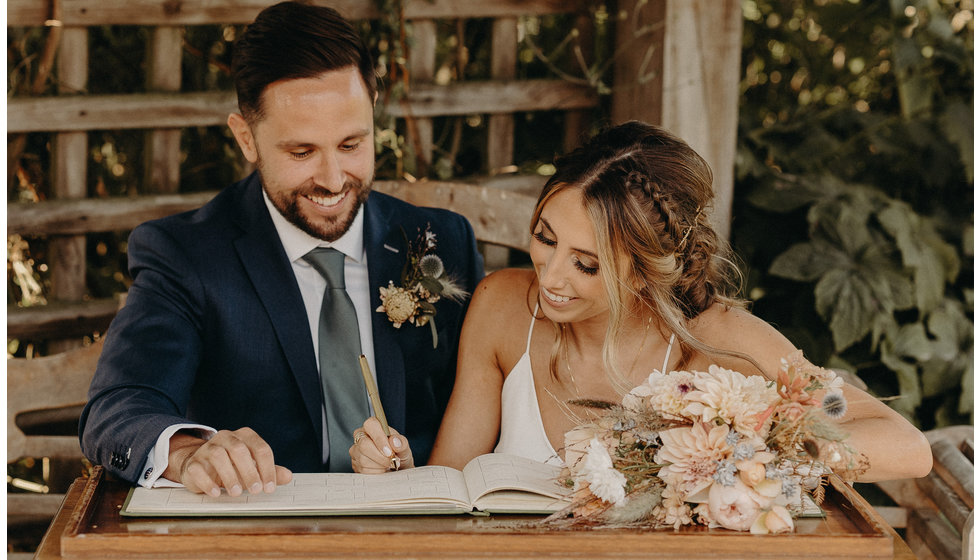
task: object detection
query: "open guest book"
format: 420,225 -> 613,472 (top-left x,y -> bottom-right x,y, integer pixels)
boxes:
122,453 -> 572,517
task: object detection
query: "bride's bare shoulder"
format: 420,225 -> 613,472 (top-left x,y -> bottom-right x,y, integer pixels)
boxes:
688,303 -> 797,376
462,268 -> 538,363
470,268 -> 537,312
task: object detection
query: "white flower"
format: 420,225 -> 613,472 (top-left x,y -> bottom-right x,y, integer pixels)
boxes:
751,504 -> 794,534
655,423 -> 732,500
683,365 -> 779,436
624,370 -> 696,419
707,478 -> 771,531
580,437 -> 627,506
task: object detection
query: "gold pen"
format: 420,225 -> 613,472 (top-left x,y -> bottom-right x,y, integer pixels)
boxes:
358,354 -> 400,469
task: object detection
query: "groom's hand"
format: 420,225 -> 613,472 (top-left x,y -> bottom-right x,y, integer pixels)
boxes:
164,427 -> 293,496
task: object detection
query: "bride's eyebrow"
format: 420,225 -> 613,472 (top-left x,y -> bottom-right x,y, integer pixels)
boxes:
539,217 -> 599,260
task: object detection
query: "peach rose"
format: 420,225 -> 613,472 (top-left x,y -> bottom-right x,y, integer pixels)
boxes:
751,505 -> 794,534
707,479 -> 770,531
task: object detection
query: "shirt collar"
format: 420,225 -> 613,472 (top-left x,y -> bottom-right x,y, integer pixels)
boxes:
262,189 -> 365,264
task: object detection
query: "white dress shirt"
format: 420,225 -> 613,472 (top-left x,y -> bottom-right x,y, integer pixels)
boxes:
139,191 -> 378,487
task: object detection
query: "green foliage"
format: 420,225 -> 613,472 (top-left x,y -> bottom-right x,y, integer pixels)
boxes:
735,0 -> 973,428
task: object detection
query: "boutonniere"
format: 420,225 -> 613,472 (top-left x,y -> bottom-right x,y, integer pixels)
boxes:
376,224 -> 468,348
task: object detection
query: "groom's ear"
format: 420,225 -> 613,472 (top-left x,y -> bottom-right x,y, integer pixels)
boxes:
227,113 -> 258,163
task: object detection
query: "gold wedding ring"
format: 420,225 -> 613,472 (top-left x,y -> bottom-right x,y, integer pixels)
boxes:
353,431 -> 367,445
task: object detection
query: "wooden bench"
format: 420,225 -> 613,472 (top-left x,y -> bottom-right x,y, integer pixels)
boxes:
875,425 -> 974,560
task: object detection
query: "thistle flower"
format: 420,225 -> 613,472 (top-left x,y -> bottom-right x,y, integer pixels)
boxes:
419,254 -> 445,278
821,390 -> 847,419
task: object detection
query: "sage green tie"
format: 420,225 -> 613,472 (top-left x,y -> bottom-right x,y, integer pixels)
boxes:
303,247 -> 370,472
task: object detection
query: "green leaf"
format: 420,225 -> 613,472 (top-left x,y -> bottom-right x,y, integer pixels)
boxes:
769,241 -> 846,282
814,269 -> 877,352
877,202 -> 955,314
420,276 -> 443,295
744,174 -> 827,213
939,100 -> 974,182
880,344 -> 922,422
892,323 -> 932,362
920,358 -> 960,398
926,301 -> 969,360
958,354 -> 973,417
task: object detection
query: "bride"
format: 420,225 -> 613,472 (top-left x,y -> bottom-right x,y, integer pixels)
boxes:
351,121 -> 932,483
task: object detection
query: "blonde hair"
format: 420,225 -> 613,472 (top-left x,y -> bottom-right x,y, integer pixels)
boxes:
530,121 -> 756,390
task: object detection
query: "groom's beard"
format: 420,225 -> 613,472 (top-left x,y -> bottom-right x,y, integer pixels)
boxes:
259,165 -> 372,242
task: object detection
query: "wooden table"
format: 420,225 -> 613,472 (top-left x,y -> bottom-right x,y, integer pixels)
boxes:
36,467 -> 916,559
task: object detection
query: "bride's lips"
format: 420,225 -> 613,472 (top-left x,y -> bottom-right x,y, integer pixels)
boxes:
541,286 -> 574,307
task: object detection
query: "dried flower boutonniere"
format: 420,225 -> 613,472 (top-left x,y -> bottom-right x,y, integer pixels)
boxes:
376,224 -> 468,348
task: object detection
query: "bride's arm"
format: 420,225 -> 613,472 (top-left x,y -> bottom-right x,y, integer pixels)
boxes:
427,270 -> 529,470
693,305 -> 932,482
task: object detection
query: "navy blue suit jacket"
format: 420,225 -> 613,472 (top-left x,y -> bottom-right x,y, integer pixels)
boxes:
79,173 -> 484,483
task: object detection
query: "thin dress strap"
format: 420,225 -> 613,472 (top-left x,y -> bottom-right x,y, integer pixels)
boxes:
525,303 -> 539,353
661,333 -> 676,373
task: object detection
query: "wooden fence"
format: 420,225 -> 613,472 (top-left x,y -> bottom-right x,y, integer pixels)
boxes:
7,0 -> 742,351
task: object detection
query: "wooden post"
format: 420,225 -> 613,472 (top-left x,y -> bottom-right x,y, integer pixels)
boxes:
484,17 -> 518,270
611,0 -> 741,240
659,0 -> 742,240
408,19 -> 437,174
48,27 -> 89,354
144,27 -> 183,194
563,12 -> 595,154
610,0 -> 666,128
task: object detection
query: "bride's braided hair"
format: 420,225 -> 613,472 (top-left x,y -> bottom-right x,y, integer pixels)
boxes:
531,121 -> 746,382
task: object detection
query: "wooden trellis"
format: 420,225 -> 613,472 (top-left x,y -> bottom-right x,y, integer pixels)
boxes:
6,0 -> 742,349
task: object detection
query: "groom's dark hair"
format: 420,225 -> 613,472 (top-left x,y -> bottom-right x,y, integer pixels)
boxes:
231,1 -> 378,123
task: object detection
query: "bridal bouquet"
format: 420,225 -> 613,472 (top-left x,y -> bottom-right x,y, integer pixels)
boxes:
548,350 -> 868,533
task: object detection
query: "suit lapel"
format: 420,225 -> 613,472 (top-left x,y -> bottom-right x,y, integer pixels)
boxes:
364,193 -> 407,432
232,175 -> 323,445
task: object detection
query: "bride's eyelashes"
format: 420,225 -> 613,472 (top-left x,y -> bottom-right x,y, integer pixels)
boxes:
532,230 -> 556,247
572,257 -> 599,276
533,229 -> 600,276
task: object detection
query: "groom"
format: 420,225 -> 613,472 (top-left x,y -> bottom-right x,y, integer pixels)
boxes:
79,1 -> 483,496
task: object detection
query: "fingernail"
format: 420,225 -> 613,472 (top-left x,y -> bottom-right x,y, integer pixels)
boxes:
209,487 -> 221,497
383,446 -> 393,457
231,484 -> 242,496
265,481 -> 276,493
249,482 -> 262,494
392,437 -> 402,449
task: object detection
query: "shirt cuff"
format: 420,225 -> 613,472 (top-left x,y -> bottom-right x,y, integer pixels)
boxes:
138,424 -> 217,488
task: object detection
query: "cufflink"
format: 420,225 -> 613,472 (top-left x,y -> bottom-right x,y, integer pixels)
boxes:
143,467 -> 153,480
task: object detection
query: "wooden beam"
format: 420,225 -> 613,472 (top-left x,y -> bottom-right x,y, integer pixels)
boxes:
8,80 -> 599,133
8,192 -> 218,236
7,0 -> 583,27
7,299 -> 120,340
916,471 -> 972,535
7,175 -> 544,240
908,507 -> 962,560
929,437 -> 975,510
